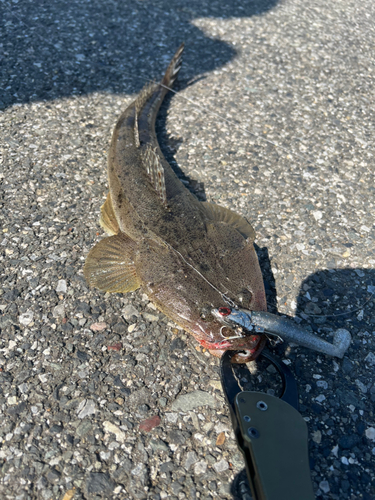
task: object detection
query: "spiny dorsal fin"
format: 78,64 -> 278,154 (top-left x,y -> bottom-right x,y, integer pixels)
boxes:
142,145 -> 167,205
84,233 -> 140,293
99,192 -> 120,236
201,201 -> 256,241
135,81 -> 158,116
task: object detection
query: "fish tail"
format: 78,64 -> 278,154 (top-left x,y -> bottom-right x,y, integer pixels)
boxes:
134,44 -> 184,116
161,43 -> 184,89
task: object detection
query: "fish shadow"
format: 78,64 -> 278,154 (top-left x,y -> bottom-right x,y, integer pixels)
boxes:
2,0 -> 280,110
255,244 -> 278,313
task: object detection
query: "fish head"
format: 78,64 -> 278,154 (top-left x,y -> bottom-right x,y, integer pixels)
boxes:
149,283 -> 266,363
138,237 -> 267,363
188,240 -> 267,362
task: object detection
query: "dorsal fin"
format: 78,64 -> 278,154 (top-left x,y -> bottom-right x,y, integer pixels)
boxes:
201,201 -> 256,241
135,81 -> 158,116
142,145 -> 167,206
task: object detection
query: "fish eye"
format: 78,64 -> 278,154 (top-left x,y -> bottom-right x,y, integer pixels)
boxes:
200,306 -> 214,322
238,289 -> 253,306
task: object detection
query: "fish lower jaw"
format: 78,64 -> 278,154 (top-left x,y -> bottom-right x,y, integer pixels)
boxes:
197,335 -> 266,362
198,339 -> 233,350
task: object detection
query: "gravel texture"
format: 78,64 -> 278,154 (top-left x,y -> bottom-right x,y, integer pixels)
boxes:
1,0 -> 375,499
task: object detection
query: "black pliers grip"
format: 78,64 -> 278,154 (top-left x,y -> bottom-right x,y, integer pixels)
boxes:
220,350 -> 315,500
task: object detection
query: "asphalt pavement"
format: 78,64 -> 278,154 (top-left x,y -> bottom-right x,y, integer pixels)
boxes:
1,0 -> 375,499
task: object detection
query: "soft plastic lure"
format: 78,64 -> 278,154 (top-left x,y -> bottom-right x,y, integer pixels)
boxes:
212,306 -> 351,358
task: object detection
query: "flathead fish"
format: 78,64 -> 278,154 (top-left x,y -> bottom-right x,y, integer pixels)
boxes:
84,44 -> 267,362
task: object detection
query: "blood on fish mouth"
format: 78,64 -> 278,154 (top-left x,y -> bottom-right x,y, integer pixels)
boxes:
197,333 -> 266,363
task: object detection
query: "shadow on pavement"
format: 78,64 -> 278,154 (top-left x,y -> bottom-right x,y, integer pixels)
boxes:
295,268 -> 375,337
228,266 -> 374,498
2,0 -> 279,109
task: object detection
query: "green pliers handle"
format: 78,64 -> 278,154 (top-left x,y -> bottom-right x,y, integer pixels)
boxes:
221,350 -> 315,500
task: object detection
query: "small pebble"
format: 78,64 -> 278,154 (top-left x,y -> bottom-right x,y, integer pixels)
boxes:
122,305 -> 139,320
312,210 -> 323,221
143,312 -> 159,322
90,322 -> 107,332
331,445 -> 339,457
216,432 -> 226,446
55,279 -> 67,293
364,352 -> 375,366
184,451 -> 198,470
213,459 -> 229,473
355,379 -> 367,394
194,461 -> 207,475
319,480 -> 330,494
52,304 -> 65,318
131,464 -> 146,477
107,343 -> 122,351
171,390 -> 217,412
62,489 -> 76,500
103,421 -> 126,442
86,472 -> 115,495
312,430 -> 322,444
77,399 -> 96,419
19,311 -> 34,326
138,415 -> 161,432
315,395 -> 326,403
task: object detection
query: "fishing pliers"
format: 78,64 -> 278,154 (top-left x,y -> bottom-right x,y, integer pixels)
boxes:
220,349 -> 316,500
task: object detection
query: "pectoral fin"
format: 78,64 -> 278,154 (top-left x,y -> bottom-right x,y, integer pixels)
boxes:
201,201 -> 256,241
84,234 -> 140,293
99,193 -> 120,236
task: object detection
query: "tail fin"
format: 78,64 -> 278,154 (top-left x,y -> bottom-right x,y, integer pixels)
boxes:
161,43 -> 184,88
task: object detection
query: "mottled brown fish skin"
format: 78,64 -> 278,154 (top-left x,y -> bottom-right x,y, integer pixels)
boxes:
84,44 -> 267,362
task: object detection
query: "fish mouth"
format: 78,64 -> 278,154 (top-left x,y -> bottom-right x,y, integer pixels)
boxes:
197,327 -> 266,363
193,307 -> 267,362
208,307 -> 266,358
